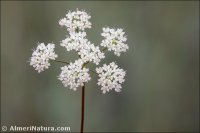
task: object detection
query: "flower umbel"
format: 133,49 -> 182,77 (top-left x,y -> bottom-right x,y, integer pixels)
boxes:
101,27 -> 129,56
58,59 -> 91,91
30,9 -> 129,92
96,62 -> 126,94
60,32 -> 88,51
30,43 -> 57,73
59,9 -> 91,32
78,43 -> 105,65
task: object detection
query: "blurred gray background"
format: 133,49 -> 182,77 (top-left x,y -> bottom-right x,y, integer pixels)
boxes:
1,1 -> 199,132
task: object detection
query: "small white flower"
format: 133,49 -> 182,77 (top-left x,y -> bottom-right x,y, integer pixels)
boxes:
30,43 -> 58,73
58,59 -> 91,90
59,9 -> 91,32
100,27 -> 129,56
78,43 -> 105,65
59,18 -> 67,27
96,62 -> 126,94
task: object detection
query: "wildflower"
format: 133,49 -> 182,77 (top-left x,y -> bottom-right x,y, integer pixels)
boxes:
60,32 -> 105,65
30,43 -> 57,73
31,10 -> 129,94
59,9 -> 91,32
96,62 -> 126,94
58,59 -> 91,90
30,9 -> 130,133
78,43 -> 105,65
60,32 -> 88,51
100,27 -> 129,56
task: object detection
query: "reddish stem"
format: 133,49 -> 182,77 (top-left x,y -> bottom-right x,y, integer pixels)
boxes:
80,84 -> 85,133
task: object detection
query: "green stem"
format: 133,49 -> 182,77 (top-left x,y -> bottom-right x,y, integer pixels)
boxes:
54,59 -> 69,64
101,47 -> 107,52
90,69 -> 98,74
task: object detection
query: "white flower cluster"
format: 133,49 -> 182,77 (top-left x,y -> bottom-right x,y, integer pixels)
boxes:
60,10 -> 105,65
60,32 -> 87,51
59,9 -> 91,32
58,60 -> 91,91
96,62 -> 126,94
30,9 -> 128,93
30,43 -> 58,73
101,27 -> 129,56
78,43 -> 105,65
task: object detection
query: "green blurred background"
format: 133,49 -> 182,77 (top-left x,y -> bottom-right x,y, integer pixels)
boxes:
1,1 -> 199,132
